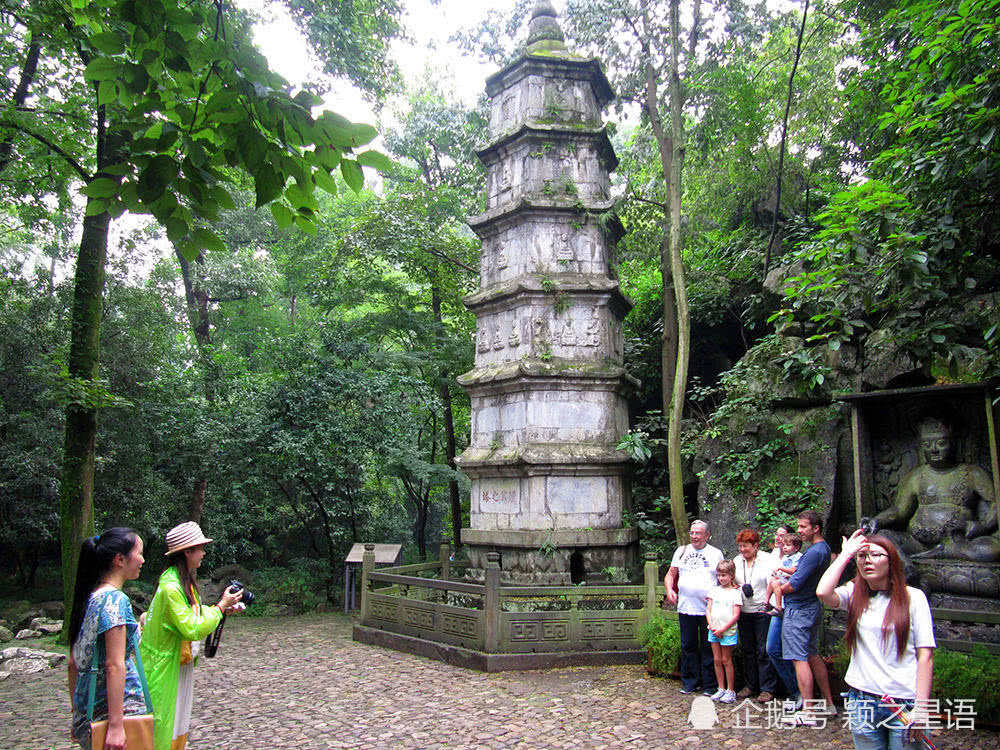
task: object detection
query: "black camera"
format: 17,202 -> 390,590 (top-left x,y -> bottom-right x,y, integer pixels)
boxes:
859,517 -> 878,536
205,579 -> 253,658
741,583 -> 754,598
228,579 -> 254,607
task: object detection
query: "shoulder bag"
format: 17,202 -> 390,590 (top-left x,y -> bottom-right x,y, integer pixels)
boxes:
87,623 -> 154,750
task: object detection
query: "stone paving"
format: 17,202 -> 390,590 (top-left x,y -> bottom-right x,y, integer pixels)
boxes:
3,612 -> 998,750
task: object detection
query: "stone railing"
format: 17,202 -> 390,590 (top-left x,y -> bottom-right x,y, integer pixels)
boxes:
355,543 -> 671,670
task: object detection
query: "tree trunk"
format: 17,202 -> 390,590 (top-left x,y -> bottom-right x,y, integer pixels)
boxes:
660,235 -> 677,430
176,250 -> 216,522
665,0 -> 691,545
763,0 -> 810,278
431,288 -> 463,550
415,493 -> 429,560
59,202 -> 112,630
0,38 -> 40,173
641,0 -> 690,545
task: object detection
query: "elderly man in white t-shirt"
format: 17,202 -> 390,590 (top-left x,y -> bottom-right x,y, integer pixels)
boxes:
665,520 -> 725,695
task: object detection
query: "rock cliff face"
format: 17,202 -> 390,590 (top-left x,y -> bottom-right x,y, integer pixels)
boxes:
457,3 -> 638,584
693,289 -> 998,551
693,335 -> 855,550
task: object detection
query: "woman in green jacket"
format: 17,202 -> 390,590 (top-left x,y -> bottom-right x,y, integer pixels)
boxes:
140,522 -> 242,750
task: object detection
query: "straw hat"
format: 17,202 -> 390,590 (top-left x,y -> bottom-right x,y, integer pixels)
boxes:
164,521 -> 213,556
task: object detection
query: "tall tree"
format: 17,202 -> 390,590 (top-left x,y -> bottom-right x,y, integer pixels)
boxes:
565,0 -> 706,543
381,80 -> 485,550
0,0 -> 383,621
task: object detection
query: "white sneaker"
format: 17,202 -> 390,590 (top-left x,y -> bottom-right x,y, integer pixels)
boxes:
720,689 -> 737,704
709,688 -> 726,701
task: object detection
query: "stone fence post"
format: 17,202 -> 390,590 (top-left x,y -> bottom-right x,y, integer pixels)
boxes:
644,552 -> 659,616
484,552 -> 501,652
360,543 -> 375,623
440,539 -> 451,581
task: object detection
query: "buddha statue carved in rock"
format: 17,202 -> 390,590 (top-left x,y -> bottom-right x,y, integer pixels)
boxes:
874,416 -> 1000,562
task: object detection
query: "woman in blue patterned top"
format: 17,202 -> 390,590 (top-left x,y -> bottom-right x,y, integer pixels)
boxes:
67,528 -> 147,750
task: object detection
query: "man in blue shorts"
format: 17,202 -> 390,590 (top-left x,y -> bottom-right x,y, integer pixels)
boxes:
779,510 -> 836,723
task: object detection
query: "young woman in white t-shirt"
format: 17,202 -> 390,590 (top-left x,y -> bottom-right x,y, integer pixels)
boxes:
816,530 -> 935,750
706,559 -> 742,704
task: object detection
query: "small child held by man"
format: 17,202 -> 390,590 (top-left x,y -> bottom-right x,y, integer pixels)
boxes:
765,532 -> 803,615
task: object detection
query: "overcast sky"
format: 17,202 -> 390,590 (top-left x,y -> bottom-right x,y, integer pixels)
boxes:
250,0 -> 534,124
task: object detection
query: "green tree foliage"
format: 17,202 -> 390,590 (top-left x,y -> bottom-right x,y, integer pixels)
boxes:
0,0 -> 388,620
311,177 -> 479,556
772,0 -> 1000,378
281,0 -> 405,103
0,262 -> 65,587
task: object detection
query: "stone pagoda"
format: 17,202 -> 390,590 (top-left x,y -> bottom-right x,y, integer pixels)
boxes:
457,1 -> 638,585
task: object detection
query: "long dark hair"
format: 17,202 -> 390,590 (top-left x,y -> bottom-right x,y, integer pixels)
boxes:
844,535 -> 911,660
69,528 -> 138,647
166,551 -> 200,606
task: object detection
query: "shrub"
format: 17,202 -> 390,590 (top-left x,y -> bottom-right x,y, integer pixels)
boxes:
249,559 -> 331,615
931,646 -> 1000,720
639,612 -> 681,676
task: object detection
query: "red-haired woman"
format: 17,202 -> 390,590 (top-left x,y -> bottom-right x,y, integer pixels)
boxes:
817,530 -> 935,749
733,528 -> 778,702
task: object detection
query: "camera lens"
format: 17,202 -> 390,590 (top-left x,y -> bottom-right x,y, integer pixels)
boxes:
228,579 -> 254,607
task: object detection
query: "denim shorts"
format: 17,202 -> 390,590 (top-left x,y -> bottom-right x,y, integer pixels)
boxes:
845,688 -> 925,750
708,631 -> 737,646
781,601 -> 821,660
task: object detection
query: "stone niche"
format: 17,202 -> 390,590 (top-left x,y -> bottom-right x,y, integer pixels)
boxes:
839,382 -> 1000,611
839,383 -> 998,523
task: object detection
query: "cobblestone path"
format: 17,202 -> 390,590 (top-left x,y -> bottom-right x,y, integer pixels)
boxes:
3,613 -> 997,749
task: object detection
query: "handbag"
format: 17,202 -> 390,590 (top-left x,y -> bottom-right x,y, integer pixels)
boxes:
87,623 -> 154,750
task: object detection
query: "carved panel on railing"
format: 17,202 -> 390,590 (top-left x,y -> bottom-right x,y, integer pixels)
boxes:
403,606 -> 435,630
580,617 -> 636,639
510,619 -> 569,641
442,613 -> 479,638
370,599 -> 398,623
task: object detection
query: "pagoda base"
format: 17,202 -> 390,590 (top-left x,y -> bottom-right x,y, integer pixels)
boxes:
461,527 -> 639,585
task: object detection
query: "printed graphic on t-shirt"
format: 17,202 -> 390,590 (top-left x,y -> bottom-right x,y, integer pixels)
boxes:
680,549 -> 715,570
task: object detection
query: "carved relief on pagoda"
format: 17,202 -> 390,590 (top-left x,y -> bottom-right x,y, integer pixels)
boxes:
584,306 -> 603,348
532,75 -> 599,124
477,218 -> 613,287
486,159 -> 517,206
488,72 -> 600,137
489,92 -> 522,137
484,140 -> 609,211
474,302 -> 620,368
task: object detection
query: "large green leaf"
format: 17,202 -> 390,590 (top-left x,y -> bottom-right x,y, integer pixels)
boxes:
84,57 -> 120,81
316,111 -> 378,148
269,201 -> 294,229
253,165 -> 285,208
313,169 -> 338,195
81,178 -> 120,198
340,159 -> 364,193
90,32 -> 125,55
357,150 -> 396,173
192,227 -> 227,253
137,155 -> 179,203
